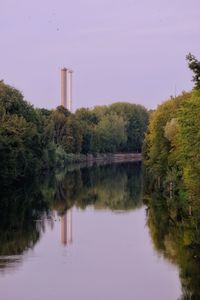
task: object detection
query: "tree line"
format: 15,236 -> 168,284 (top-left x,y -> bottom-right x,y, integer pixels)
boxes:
0,80 -> 148,183
143,54 -> 200,299
144,53 -> 200,218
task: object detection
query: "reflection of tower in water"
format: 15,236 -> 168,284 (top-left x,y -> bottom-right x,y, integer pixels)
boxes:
61,209 -> 72,246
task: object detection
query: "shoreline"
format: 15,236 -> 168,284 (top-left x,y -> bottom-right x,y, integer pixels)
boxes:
84,153 -> 142,163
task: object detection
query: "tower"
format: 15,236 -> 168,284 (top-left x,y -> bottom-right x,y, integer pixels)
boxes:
61,209 -> 73,246
61,68 -> 73,112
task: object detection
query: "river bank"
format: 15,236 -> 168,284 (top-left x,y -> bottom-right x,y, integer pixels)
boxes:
83,152 -> 142,162
62,153 -> 142,165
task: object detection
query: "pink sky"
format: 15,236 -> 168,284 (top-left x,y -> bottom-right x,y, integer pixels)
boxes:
1,0 -> 200,110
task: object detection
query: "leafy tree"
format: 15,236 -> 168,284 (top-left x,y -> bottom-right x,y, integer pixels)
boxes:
107,102 -> 149,152
75,102 -> 149,154
0,82 -> 56,183
92,113 -> 127,153
144,89 -> 200,215
144,93 -> 190,178
176,94 -> 200,198
0,81 -> 38,123
186,53 -> 200,90
51,106 -> 82,154
75,108 -> 98,154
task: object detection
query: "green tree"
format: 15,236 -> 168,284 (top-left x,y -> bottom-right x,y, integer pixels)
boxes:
0,82 -> 56,183
186,53 -> 200,90
92,113 -> 127,153
75,108 -> 98,154
51,106 -> 82,154
144,93 -> 190,178
176,93 -> 200,199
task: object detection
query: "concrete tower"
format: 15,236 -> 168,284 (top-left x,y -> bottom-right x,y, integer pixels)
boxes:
61,209 -> 73,246
61,68 -> 73,112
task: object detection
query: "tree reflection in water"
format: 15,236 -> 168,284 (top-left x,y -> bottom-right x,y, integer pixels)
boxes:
0,162 -> 143,273
146,190 -> 200,300
0,181 -> 52,273
1,161 -> 200,299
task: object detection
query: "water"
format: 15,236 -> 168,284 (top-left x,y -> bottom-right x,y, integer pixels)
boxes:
0,163 -> 182,299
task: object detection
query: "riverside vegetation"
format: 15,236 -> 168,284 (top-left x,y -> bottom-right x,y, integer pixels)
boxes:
0,80 -> 148,184
143,53 -> 200,299
0,54 -> 200,299
144,53 -> 200,216
0,53 -> 199,205
0,53 -> 199,218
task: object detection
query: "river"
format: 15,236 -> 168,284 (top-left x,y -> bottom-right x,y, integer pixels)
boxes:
0,162 -> 184,299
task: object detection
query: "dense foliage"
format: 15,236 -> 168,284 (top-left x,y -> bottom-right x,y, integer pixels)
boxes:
75,103 -> 148,153
0,81 -> 53,184
144,54 -> 200,207
143,54 -> 200,299
186,53 -> 200,90
144,90 -> 200,211
0,81 -> 148,183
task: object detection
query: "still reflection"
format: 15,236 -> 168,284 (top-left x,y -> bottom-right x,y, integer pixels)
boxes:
0,181 -> 52,273
145,189 -> 200,300
1,161 -> 199,299
61,209 -> 73,246
0,162 -> 143,271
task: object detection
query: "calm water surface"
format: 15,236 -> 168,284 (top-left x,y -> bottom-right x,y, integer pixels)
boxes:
0,163 -> 182,300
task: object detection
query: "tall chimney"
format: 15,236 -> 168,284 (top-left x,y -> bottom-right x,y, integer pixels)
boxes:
61,209 -> 73,246
61,68 -> 73,112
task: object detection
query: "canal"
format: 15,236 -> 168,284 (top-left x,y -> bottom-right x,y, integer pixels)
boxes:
0,163 -> 183,299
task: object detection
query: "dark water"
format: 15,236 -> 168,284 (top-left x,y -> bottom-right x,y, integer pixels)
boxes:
0,162 -> 187,299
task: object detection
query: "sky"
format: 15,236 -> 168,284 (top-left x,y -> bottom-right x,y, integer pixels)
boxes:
1,0 -> 200,111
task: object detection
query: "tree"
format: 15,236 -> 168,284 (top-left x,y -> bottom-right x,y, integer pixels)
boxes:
75,108 -> 98,154
92,113 -> 127,153
0,82 -> 56,183
186,53 -> 200,90
107,102 -> 149,152
51,107 -> 82,154
0,81 -> 38,123
176,94 -> 200,197
144,92 -> 191,180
